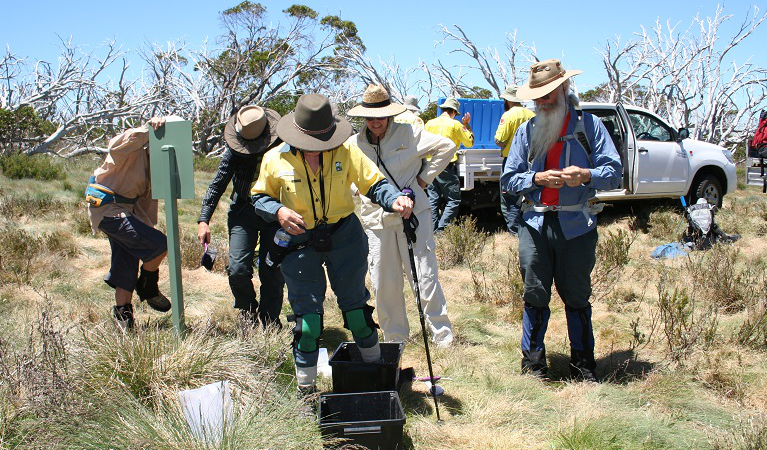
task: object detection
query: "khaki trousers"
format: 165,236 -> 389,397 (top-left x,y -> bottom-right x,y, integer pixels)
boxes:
366,208 -> 453,345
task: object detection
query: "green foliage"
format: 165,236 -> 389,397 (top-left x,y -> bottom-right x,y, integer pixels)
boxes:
421,102 -> 438,122
593,228 -> 635,301
0,153 -> 64,180
0,192 -> 68,219
193,154 -> 223,173
223,1 -> 265,16
435,215 -> 487,269
320,15 -> 365,51
0,106 -> 56,154
0,226 -> 79,286
685,245 -> 762,312
470,246 -> 524,319
736,298 -> 767,350
656,271 -> 718,362
459,86 -> 493,99
264,91 -> 301,117
283,4 -> 317,19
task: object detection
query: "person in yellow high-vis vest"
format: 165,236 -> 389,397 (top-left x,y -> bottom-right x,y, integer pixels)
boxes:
424,97 -> 474,231
495,85 -> 535,235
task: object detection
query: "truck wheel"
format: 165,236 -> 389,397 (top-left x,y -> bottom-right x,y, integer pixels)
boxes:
690,174 -> 722,209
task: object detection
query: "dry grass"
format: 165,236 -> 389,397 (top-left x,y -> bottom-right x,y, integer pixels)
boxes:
2,162 -> 767,449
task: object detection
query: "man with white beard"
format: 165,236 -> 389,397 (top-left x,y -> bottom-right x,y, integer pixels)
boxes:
501,59 -> 622,382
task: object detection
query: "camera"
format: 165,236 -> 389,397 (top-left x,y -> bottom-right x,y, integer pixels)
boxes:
311,226 -> 333,252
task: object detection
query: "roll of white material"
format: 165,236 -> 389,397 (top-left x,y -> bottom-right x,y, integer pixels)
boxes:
178,380 -> 232,444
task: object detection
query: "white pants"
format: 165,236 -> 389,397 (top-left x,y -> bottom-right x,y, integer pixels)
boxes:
366,208 -> 453,345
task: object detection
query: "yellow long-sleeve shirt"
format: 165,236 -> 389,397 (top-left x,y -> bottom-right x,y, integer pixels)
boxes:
251,142 -> 386,229
495,106 -> 535,157
424,112 -> 474,163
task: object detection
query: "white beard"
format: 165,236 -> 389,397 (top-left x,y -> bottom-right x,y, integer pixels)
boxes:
529,90 -> 567,162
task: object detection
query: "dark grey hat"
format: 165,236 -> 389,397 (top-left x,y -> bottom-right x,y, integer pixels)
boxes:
275,93 -> 352,152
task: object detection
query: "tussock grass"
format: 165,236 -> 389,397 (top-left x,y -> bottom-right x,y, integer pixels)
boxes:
3,163 -> 767,449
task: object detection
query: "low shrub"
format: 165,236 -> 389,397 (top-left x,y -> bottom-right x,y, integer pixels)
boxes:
0,154 -> 63,180
194,154 -> 223,173
592,228 -> 635,301
435,215 -> 486,269
0,192 -> 67,219
648,207 -> 682,240
0,226 -> 79,285
655,270 -> 718,362
685,245 -> 761,312
470,248 -> 524,320
709,413 -> 767,450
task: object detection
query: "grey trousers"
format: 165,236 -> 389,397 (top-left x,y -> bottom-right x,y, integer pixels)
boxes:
227,202 -> 285,325
518,214 -> 597,309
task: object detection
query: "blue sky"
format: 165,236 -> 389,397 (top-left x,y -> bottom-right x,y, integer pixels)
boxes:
3,1 -> 765,96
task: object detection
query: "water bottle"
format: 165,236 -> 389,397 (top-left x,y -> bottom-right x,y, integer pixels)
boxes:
265,228 -> 291,267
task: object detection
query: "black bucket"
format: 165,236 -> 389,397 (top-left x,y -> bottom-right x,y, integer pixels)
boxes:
319,390 -> 406,450
329,342 -> 404,393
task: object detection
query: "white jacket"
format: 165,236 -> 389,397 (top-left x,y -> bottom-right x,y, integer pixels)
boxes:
348,121 -> 456,229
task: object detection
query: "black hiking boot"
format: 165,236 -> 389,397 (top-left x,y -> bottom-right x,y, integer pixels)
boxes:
113,304 -> 135,330
522,349 -> 550,380
135,268 -> 171,312
570,349 -> 599,383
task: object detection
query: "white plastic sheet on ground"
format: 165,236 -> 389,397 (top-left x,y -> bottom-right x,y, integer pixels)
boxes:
317,347 -> 332,378
178,380 -> 232,445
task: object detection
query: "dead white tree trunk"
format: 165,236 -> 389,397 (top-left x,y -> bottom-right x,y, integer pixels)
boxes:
598,5 -> 767,148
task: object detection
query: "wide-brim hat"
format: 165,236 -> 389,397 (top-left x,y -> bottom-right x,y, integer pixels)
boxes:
438,97 -> 461,113
224,106 -> 281,155
403,95 -> 421,113
500,85 -> 523,103
347,84 -> 407,118
516,59 -> 582,100
275,93 -> 352,152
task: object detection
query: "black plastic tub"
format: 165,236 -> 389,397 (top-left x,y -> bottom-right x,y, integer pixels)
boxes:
318,391 -> 406,450
329,342 -> 404,393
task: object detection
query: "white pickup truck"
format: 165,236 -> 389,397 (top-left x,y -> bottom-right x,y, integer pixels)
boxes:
456,101 -> 738,209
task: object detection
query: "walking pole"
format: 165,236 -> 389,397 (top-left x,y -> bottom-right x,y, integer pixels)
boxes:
401,189 -> 442,423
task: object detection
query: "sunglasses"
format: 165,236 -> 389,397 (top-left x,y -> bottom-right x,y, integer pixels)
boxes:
364,117 -> 387,122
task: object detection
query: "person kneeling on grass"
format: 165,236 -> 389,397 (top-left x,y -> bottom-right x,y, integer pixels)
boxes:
87,116 -> 173,329
251,93 -> 413,393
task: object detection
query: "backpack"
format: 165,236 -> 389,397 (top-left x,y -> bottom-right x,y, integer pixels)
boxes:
750,109 -> 767,157
681,198 -> 739,250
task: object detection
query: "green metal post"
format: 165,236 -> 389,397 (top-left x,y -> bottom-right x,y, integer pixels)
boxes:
161,144 -> 186,338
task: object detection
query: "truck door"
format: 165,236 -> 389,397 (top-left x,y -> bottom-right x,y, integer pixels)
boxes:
625,108 -> 689,194
615,103 -> 637,193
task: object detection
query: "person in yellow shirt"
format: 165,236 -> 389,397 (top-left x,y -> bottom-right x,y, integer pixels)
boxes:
251,93 -> 413,393
495,85 -> 535,235
424,97 -> 474,231
394,95 -> 424,130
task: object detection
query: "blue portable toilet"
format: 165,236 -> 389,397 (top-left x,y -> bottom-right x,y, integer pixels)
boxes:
437,98 -> 505,149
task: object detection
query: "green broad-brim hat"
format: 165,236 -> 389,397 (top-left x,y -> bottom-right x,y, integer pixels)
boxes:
500,85 -> 523,103
438,97 -> 461,113
275,93 -> 352,152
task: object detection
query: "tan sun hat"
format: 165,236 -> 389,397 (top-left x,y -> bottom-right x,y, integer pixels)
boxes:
224,105 -> 281,155
516,59 -> 582,101
438,97 -> 461,113
274,93 -> 352,152
347,84 -> 407,118
500,85 -> 523,103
